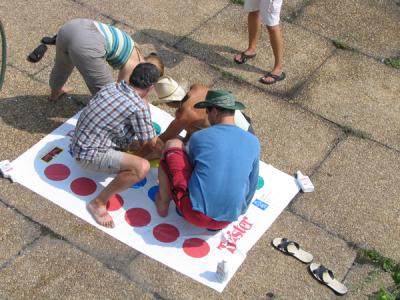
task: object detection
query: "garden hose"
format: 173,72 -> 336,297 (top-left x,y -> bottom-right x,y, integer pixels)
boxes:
0,20 -> 6,90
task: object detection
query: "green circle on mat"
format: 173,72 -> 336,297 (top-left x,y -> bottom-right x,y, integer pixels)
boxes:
153,122 -> 161,135
257,176 -> 264,190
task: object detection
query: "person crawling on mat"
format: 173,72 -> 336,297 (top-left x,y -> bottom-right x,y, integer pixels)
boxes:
154,90 -> 260,230
140,76 -> 255,159
70,63 -> 162,228
48,18 -> 164,100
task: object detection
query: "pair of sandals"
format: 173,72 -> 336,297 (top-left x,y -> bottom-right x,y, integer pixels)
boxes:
272,238 -> 348,295
233,52 -> 286,85
27,35 -> 57,63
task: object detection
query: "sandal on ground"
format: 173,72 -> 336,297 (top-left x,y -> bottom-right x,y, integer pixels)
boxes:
260,72 -> 286,84
27,44 -> 48,63
234,52 -> 256,64
41,35 -> 57,45
272,237 -> 313,263
309,263 -> 348,295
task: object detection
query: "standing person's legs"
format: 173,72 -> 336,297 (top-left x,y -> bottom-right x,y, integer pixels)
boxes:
234,0 -> 261,64
84,151 -> 150,228
260,0 -> 285,84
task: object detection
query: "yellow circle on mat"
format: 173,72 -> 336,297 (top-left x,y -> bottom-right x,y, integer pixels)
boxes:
149,159 -> 160,168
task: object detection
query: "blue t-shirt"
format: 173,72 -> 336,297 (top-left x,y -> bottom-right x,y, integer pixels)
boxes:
188,124 -> 260,221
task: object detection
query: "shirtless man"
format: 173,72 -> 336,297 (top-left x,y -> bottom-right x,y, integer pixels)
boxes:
154,76 -> 253,144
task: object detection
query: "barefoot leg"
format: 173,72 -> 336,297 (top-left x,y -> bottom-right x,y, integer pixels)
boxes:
49,85 -> 73,101
155,192 -> 171,217
155,166 -> 172,217
87,198 -> 115,228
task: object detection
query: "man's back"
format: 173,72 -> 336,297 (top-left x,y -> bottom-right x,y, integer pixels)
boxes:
188,124 -> 260,222
71,81 -> 153,161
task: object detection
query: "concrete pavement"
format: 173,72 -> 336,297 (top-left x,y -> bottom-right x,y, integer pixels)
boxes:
0,0 -> 399,298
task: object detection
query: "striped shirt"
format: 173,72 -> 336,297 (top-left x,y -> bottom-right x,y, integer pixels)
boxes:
94,21 -> 134,69
71,81 -> 156,162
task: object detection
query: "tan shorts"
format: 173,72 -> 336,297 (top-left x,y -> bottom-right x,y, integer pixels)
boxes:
244,0 -> 283,26
76,149 -> 122,174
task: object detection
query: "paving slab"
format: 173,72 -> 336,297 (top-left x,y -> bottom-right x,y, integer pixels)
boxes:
79,0 -> 229,46
0,236 -> 155,299
176,4 -> 334,96
279,0 -> 308,19
0,0 -> 105,75
209,78 -> 341,174
0,180 -> 140,272
293,51 -> 400,151
0,201 -> 41,266
0,68 -> 80,161
127,211 -> 355,299
342,264 -> 393,299
295,0 -> 400,58
292,137 -> 400,261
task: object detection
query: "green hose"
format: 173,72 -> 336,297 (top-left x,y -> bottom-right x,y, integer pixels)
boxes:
0,20 -> 6,90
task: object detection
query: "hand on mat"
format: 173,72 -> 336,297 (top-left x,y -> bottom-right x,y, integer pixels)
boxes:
309,263 -> 348,295
272,237 -> 313,263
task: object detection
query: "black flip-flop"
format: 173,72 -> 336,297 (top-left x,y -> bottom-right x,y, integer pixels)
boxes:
260,72 -> 286,85
309,263 -> 348,295
41,35 -> 57,45
27,44 -> 48,63
272,238 -> 313,263
234,52 -> 256,64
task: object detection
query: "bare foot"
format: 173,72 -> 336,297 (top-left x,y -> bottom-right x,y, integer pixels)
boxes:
155,192 -> 170,217
49,86 -> 73,101
87,199 -> 115,228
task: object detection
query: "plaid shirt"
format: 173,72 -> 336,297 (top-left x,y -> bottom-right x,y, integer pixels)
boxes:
71,81 -> 156,162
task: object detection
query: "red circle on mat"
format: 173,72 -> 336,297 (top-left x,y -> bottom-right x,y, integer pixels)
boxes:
44,164 -> 71,181
106,194 -> 124,211
125,208 -> 151,227
70,177 -> 97,196
183,238 -> 210,258
153,224 -> 180,243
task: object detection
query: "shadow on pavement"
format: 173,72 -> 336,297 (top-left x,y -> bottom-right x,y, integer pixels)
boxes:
133,29 -> 266,75
0,94 -> 88,134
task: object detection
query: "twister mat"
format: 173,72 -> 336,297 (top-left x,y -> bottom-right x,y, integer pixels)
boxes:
11,104 -> 299,292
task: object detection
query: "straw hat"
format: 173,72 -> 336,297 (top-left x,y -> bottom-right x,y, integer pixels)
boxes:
154,76 -> 186,102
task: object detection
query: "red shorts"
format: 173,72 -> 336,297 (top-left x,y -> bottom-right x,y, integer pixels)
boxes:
160,147 -> 231,230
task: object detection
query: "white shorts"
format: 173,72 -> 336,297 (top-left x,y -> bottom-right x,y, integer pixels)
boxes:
244,0 -> 283,26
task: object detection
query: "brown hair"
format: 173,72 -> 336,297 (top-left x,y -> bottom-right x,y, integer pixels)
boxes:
144,53 -> 164,76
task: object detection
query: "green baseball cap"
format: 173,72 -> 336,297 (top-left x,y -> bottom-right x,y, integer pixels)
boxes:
194,90 -> 245,110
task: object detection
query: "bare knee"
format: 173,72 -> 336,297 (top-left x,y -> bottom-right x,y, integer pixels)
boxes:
123,155 -> 150,180
266,24 -> 281,34
165,138 -> 184,150
135,159 -> 150,180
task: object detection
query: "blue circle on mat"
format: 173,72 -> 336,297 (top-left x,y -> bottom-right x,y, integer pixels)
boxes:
131,177 -> 147,189
148,185 -> 159,202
